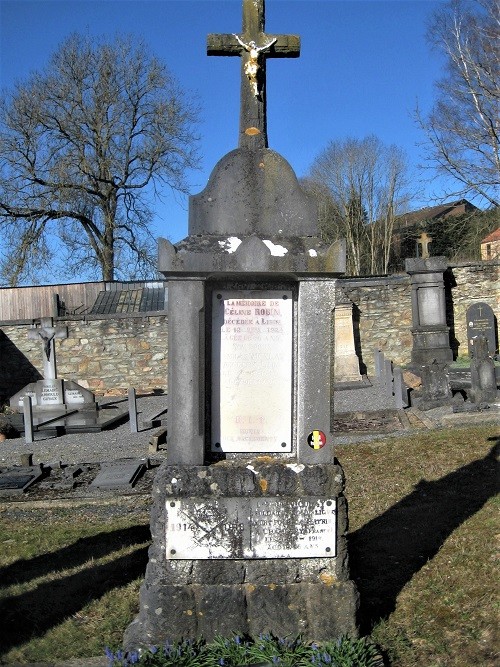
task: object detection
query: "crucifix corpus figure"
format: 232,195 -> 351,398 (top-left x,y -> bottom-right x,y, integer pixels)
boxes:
28,317 -> 68,380
233,33 -> 277,97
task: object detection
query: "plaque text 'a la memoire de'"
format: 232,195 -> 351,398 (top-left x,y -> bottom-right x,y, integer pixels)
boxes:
211,290 -> 293,453
166,497 -> 337,559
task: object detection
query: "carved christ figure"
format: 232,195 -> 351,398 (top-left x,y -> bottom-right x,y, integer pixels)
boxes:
233,34 -> 277,96
38,330 -> 55,362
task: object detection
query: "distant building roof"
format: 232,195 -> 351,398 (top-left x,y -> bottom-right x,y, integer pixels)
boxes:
395,199 -> 479,229
481,227 -> 500,244
90,287 -> 166,315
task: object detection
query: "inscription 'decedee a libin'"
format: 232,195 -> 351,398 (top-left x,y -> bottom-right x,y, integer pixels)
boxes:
166,497 -> 337,560
211,290 -> 293,453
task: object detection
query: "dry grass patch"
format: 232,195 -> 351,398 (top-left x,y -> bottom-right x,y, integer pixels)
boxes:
337,424 -> 499,667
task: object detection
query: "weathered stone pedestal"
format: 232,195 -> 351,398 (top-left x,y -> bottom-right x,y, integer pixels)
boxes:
124,460 -> 358,645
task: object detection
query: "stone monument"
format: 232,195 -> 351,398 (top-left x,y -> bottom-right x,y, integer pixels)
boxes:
334,289 -> 363,384
124,0 -> 357,649
9,317 -> 95,413
405,257 -> 453,367
469,335 -> 498,404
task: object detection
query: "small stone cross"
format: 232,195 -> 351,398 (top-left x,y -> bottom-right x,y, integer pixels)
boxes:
417,232 -> 433,259
207,0 -> 300,149
28,317 -> 68,380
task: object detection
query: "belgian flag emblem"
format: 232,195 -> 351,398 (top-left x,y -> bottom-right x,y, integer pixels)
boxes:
307,430 -> 327,450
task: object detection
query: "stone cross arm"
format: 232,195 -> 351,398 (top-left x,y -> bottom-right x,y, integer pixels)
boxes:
207,33 -> 300,57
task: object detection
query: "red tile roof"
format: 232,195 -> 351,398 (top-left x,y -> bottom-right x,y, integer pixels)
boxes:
481,227 -> 500,244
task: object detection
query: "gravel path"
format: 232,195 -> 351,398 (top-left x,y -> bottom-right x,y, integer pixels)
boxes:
0,394 -> 168,468
1,381 -> 497,468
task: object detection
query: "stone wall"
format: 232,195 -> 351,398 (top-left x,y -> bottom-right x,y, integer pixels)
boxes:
0,314 -> 168,402
1,261 -> 497,402
444,262 -> 499,359
339,275 -> 413,375
340,261 -> 499,374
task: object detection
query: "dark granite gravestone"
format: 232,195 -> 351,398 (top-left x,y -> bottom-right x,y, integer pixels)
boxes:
467,302 -> 497,358
124,0 -> 357,650
469,335 -> 498,404
0,466 -> 44,495
90,460 -> 146,491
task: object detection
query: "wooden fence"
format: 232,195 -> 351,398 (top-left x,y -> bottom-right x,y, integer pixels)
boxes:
0,281 -> 164,321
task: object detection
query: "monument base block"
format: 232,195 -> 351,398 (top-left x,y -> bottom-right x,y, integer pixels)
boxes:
124,459 -> 359,649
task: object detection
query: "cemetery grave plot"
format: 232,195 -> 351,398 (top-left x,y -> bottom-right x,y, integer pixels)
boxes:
0,459 -> 160,501
333,410 -> 407,434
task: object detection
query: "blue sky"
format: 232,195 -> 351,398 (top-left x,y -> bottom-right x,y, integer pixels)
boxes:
1,0 -> 448,254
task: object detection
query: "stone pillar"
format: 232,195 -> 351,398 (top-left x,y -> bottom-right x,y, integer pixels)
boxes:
166,280 -> 206,465
405,257 -> 453,367
333,296 -> 362,384
125,0 -> 357,650
296,279 -> 336,464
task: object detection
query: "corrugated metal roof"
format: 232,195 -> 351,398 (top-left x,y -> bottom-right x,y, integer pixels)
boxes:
90,288 -> 166,315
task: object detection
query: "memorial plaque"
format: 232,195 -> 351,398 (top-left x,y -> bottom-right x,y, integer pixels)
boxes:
166,496 -> 336,559
37,379 -> 64,407
467,302 -> 496,356
211,290 -> 293,453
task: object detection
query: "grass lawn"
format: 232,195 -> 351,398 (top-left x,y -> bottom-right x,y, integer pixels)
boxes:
0,424 -> 498,666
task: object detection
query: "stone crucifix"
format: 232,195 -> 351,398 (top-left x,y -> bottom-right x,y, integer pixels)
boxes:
207,0 -> 300,149
417,232 -> 433,259
28,317 -> 68,380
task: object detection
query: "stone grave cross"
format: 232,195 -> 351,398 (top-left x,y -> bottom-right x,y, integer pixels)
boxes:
27,317 -> 68,380
417,231 -> 433,259
207,0 -> 300,149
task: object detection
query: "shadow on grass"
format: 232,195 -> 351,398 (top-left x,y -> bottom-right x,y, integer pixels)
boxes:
349,438 -> 500,634
0,524 -> 150,587
0,526 -> 150,654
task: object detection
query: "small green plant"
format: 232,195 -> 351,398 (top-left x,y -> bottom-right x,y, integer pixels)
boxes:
310,636 -> 381,666
104,634 -> 381,667
105,638 -> 208,666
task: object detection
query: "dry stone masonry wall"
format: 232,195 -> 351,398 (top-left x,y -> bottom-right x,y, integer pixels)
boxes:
0,315 -> 168,401
0,262 -> 497,401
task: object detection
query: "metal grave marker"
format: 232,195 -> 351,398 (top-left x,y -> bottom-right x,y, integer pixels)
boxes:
166,496 -> 336,559
211,290 -> 293,453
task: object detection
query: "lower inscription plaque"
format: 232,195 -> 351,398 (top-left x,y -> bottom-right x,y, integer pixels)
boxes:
165,497 -> 336,559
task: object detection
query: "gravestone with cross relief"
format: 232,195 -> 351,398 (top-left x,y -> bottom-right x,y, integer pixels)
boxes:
125,0 -> 357,649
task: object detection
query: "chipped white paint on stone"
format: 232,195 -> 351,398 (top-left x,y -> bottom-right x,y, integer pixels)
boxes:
308,249 -> 318,257
246,465 -> 258,474
263,240 -> 288,256
286,463 -> 305,474
218,237 -> 242,253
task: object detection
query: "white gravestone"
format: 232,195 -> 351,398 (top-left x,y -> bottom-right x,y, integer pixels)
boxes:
211,290 -> 293,453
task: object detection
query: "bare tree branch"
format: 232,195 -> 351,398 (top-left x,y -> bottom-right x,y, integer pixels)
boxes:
0,34 -> 200,285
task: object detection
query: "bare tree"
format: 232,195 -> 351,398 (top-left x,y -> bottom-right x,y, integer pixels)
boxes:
417,0 -> 500,207
307,136 -> 412,275
0,34 -> 200,284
